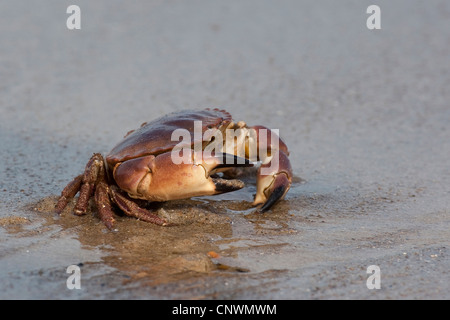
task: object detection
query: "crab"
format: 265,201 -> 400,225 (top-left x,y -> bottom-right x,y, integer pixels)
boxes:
55,108 -> 292,229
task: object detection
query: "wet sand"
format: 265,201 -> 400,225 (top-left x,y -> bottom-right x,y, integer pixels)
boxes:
1,0 -> 449,299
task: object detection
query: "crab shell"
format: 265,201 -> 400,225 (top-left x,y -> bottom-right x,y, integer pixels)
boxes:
106,109 -> 233,165
105,109 -> 245,202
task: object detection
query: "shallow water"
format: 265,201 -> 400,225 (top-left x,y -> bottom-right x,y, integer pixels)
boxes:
1,0 -> 449,299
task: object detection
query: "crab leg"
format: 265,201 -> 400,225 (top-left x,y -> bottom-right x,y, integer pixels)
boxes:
55,174 -> 83,214
109,186 -> 168,226
93,181 -> 115,229
92,161 -> 116,230
73,153 -> 104,215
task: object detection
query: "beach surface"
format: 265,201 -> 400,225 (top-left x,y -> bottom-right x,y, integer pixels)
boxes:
0,0 -> 449,299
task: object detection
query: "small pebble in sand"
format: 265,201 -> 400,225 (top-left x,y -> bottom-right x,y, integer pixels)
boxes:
207,251 -> 220,258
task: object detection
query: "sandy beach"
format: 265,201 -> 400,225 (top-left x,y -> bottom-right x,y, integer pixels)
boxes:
0,0 -> 449,299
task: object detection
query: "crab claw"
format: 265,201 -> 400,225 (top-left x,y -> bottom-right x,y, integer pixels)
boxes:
253,150 -> 292,212
112,150 -> 253,202
207,152 -> 254,193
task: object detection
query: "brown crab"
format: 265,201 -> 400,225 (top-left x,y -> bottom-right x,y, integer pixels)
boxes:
55,108 -> 292,229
